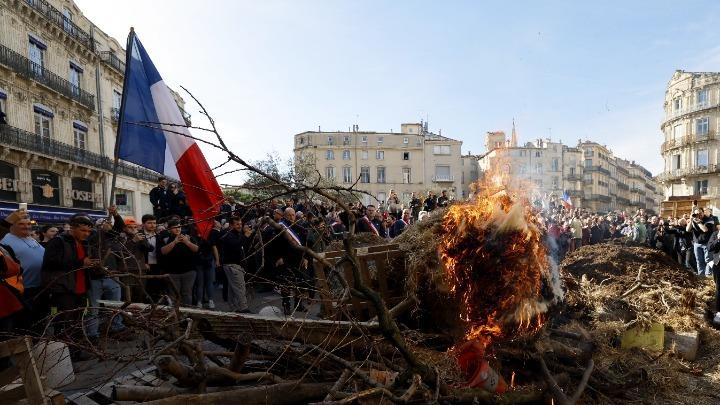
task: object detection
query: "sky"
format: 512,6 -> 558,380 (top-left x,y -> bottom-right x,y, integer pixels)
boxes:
75,0 -> 720,182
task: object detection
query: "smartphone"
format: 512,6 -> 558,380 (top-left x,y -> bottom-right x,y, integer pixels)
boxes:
19,203 -> 27,211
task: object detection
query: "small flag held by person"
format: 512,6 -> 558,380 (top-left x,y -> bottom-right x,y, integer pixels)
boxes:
561,191 -> 574,210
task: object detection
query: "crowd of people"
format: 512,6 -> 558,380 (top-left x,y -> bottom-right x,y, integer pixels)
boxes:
2,177 -> 720,362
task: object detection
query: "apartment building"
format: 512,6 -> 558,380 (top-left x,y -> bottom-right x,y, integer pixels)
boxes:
293,122 -> 465,205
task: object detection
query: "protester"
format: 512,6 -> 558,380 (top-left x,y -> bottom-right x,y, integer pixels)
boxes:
158,219 -> 199,305
389,209 -> 411,238
168,183 -> 191,218
191,224 -> 216,309
42,214 -> 97,360
0,217 -> 46,334
356,205 -> 380,235
218,217 -> 251,313
437,190 -> 449,208
0,209 -> 27,340
39,225 -> 58,247
687,206 -> 714,277
149,177 -> 170,219
424,191 -> 437,212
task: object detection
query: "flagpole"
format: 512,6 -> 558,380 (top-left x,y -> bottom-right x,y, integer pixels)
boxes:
108,27 -> 136,210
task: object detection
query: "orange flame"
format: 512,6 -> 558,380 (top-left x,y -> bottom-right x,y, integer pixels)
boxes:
440,160 -> 556,348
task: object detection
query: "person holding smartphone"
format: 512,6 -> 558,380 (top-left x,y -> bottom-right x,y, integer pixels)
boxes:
158,219 -> 199,306
41,214 -> 98,361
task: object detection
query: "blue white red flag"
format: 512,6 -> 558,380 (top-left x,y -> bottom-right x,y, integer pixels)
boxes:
561,191 -> 573,209
116,31 -> 222,238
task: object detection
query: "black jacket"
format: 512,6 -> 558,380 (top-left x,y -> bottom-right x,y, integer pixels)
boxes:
41,233 -> 90,293
149,186 -> 170,212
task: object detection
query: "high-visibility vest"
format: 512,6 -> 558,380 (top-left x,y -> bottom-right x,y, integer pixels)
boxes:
0,245 -> 23,294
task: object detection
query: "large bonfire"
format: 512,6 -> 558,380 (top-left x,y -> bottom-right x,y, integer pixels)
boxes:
439,175 -> 564,347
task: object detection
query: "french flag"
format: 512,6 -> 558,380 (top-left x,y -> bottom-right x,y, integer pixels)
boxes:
116,30 -> 222,238
561,191 -> 573,210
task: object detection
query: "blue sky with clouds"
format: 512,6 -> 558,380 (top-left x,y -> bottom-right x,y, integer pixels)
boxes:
76,0 -> 720,181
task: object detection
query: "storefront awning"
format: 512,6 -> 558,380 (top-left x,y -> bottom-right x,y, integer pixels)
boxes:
0,202 -> 106,224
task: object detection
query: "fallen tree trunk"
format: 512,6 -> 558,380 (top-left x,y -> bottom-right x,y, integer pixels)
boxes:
142,382 -> 332,405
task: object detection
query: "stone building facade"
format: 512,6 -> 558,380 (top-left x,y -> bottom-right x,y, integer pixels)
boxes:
293,122 -> 467,206
658,70 -> 720,204
0,0 -> 188,220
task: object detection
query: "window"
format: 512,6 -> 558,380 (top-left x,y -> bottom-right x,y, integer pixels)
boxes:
34,112 -> 52,140
673,123 -> 684,139
584,159 -> 592,168
73,125 -> 87,150
299,137 -> 304,145
403,152 -> 410,160
535,163 -> 542,174
342,150 -> 351,160
696,117 -> 709,136
112,90 -> 122,121
673,154 -> 681,170
696,180 -> 708,195
697,149 -> 709,167
326,149 -> 334,160
697,89 -> 709,107
403,137 -> 409,144
435,165 -> 451,181
433,145 -> 451,155
569,167 -> 575,175
376,150 -> 384,160
69,63 -> 83,96
377,167 -> 386,183
361,150 -> 368,160
28,38 -> 45,76
343,136 -> 350,145
402,167 -> 412,184
360,166 -> 370,183
361,136 -> 367,143
377,136 -> 384,144
0,96 -> 5,121
327,136 -> 334,145
519,164 -> 527,174
552,158 -> 559,171
552,177 -> 559,188
673,97 -> 682,112
583,173 -> 592,182
535,151 -> 541,158
325,166 -> 335,180
62,8 -> 73,33
342,166 -> 352,183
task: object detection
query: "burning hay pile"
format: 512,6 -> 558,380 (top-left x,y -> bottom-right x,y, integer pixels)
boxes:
393,193 -> 720,403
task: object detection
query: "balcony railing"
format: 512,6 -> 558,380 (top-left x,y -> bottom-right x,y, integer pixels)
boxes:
661,131 -> 716,153
617,197 -> 631,205
617,183 -> 629,191
664,101 -> 720,124
657,164 -> 720,182
24,0 -> 95,52
565,174 -> 582,182
100,51 -> 125,74
566,189 -> 584,198
588,194 -> 612,203
0,124 -> 164,182
584,165 -> 611,175
0,43 -> 95,110
432,175 -> 455,182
